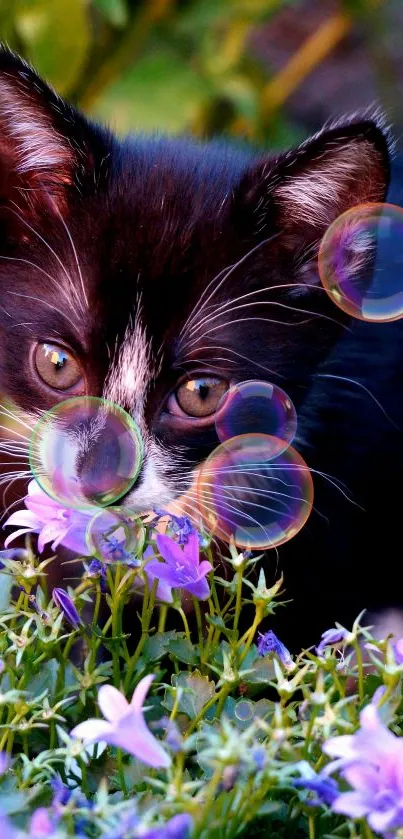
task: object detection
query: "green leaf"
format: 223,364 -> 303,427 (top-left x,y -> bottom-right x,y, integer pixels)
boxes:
15,0 -> 90,95
142,631 -> 178,663
0,574 -> 13,613
166,636 -> 199,666
25,658 -> 58,701
92,47 -> 210,135
164,670 -> 216,719
94,0 -> 128,28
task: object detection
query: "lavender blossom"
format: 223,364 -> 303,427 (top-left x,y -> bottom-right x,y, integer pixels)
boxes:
52,588 -> 82,629
30,808 -> 55,837
71,676 -> 170,768
293,774 -> 340,807
144,532 -> 212,602
316,626 -> 350,657
391,637 -> 403,664
257,630 -> 294,669
141,814 -> 193,839
324,701 -> 403,834
3,479 -> 93,555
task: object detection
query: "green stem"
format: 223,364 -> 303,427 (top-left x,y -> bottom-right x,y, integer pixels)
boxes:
158,605 -> 168,633
178,608 -> 191,643
193,599 -> 204,663
308,814 -> 315,839
353,639 -> 364,703
116,748 -> 128,797
238,605 -> 264,666
232,570 -> 244,635
123,581 -> 157,693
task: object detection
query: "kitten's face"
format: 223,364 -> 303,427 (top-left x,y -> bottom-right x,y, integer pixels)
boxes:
0,50 -> 391,520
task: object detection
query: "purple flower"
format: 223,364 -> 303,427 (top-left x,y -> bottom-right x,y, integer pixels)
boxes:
153,508 -> 203,546
251,747 -> 267,771
293,774 -> 340,807
51,774 -> 71,808
316,627 -> 349,657
391,637 -> 403,664
144,532 -> 212,603
30,808 -> 55,837
257,630 -> 294,669
0,811 -> 16,839
3,480 -> 93,555
52,588 -> 82,629
324,701 -> 403,834
141,814 -> 193,839
0,753 -> 10,776
71,676 -> 170,768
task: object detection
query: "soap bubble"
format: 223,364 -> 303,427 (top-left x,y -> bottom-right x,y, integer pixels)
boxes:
197,434 -> 313,550
318,202 -> 403,322
86,506 -> 145,563
29,396 -> 143,510
215,380 -> 296,455
234,700 -> 255,722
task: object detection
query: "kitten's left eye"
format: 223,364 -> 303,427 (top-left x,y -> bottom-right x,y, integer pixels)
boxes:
174,376 -> 229,418
34,342 -> 83,390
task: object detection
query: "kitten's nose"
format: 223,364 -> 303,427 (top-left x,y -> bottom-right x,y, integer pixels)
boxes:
75,414 -> 143,506
34,396 -> 143,509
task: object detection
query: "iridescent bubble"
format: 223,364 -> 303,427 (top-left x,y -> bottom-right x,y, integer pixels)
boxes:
234,700 -> 255,722
29,396 -> 143,510
318,202 -> 403,322
197,434 -> 313,550
86,507 -> 145,563
215,380 -> 297,455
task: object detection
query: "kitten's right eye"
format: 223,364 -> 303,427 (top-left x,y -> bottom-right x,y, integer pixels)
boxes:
34,343 -> 83,391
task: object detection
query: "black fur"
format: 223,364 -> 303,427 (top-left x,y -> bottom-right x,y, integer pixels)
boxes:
0,47 -> 399,648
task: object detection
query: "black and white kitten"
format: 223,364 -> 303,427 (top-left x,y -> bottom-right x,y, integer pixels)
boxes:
0,47 -> 400,649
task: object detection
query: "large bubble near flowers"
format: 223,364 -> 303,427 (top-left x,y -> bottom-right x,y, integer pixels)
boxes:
318,203 -> 403,322
197,434 -> 313,550
215,380 -> 297,455
86,507 -> 145,563
29,397 -> 143,510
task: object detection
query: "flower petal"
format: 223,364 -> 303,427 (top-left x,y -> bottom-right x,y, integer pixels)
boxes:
144,560 -> 174,603
70,719 -> 112,743
183,530 -> 199,563
198,560 -> 213,576
331,791 -> 371,818
156,533 -> 184,568
98,685 -> 129,723
4,528 -> 35,547
130,674 -> 155,713
3,510 -> 41,529
185,577 -> 210,600
114,710 -> 171,768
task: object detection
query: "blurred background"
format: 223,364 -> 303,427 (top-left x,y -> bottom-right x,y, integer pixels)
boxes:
0,0 -> 401,151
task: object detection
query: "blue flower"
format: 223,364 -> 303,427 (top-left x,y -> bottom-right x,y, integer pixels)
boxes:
141,814 -> 193,839
51,774 -> 71,807
152,509 -> 201,546
52,588 -> 82,629
145,532 -> 212,602
257,630 -> 294,669
316,627 -> 349,657
293,775 -> 340,807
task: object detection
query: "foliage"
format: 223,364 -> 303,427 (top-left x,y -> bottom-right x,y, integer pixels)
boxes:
0,515 -> 402,837
0,0 -> 392,147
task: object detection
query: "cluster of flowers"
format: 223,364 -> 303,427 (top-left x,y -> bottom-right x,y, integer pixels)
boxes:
0,481 -> 403,837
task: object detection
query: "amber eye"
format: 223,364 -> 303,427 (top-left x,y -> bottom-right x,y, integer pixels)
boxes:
175,377 -> 229,418
34,343 -> 83,390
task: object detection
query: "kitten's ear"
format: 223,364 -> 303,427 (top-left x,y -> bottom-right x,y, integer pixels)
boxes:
234,113 -> 391,248
0,47 -> 106,225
